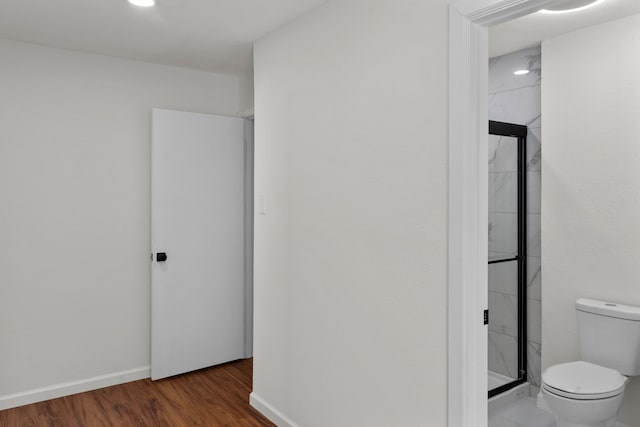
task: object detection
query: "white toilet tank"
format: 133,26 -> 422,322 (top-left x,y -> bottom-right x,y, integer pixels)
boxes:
577,298 -> 640,376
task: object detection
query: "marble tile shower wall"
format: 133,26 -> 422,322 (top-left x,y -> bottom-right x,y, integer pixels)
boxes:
488,46 -> 542,387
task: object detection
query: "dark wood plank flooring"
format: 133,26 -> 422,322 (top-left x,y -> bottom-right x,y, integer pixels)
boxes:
0,358 -> 275,427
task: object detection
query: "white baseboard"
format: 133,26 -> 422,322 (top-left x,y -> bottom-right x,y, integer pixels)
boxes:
250,392 -> 300,427
0,366 -> 150,411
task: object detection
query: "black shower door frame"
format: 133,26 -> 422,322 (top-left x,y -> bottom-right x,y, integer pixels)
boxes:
488,120 -> 527,399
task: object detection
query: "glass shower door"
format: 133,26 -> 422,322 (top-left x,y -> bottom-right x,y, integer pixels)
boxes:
488,121 -> 527,397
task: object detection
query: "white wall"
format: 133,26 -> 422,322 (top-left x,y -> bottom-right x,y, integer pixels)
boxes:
0,39 -> 239,402
238,70 -> 255,116
252,0 -> 449,425
541,13 -> 640,425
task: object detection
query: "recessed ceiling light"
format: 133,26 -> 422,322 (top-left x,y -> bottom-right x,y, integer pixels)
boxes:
514,70 -> 530,75
539,0 -> 606,14
128,0 -> 155,7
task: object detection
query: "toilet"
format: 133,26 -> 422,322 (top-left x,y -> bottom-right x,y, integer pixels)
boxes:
541,298 -> 640,427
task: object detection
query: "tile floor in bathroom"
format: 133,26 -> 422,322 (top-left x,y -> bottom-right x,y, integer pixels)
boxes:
489,397 -> 629,427
489,397 -> 555,427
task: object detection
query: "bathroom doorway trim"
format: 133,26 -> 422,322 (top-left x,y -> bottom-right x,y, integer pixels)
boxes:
448,0 -> 558,425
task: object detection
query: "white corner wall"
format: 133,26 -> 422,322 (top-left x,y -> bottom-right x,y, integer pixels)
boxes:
541,13 -> 640,425
252,0 -> 449,425
238,71 -> 255,116
0,39 -> 239,405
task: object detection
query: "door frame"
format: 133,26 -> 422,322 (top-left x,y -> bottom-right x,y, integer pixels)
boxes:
243,118 -> 255,358
448,0 -> 559,425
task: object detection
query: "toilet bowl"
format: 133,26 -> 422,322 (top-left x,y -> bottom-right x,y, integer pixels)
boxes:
540,299 -> 640,427
541,361 -> 626,427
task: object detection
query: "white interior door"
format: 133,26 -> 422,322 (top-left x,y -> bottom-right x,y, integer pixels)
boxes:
151,108 -> 246,380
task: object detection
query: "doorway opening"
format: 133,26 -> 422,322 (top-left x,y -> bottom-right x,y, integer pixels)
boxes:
449,0 -> 640,425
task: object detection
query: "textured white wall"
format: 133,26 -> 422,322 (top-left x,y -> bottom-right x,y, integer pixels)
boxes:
0,39 -> 239,398
542,13 -> 640,425
238,71 -> 255,115
252,0 -> 449,425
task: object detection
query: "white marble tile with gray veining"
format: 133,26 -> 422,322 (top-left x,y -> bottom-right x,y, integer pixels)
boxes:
529,115 -> 541,129
527,256 -> 541,301
527,171 -> 541,214
491,397 -> 555,427
489,212 -> 518,257
527,127 -> 541,171
489,46 -> 542,395
527,299 -> 542,344
489,261 -> 518,296
489,331 -> 519,380
488,415 -> 519,427
489,134 -> 518,173
489,85 -> 541,127
489,250 -> 515,262
489,291 -> 518,337
527,214 -> 541,257
490,172 -> 518,214
489,46 -> 541,94
527,341 -> 542,387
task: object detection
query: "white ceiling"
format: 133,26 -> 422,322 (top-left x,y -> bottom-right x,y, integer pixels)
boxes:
4,0 -> 637,75
490,0 -> 640,58
0,0 -> 327,75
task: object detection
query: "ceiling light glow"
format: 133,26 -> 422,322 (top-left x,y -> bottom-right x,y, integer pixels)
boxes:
539,0 -> 606,14
128,0 -> 155,7
514,70 -> 530,76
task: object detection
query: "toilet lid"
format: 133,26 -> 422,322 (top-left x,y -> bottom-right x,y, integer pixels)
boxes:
542,361 -> 626,400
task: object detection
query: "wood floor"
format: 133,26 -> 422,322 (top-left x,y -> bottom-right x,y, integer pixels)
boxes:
0,358 -> 275,427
